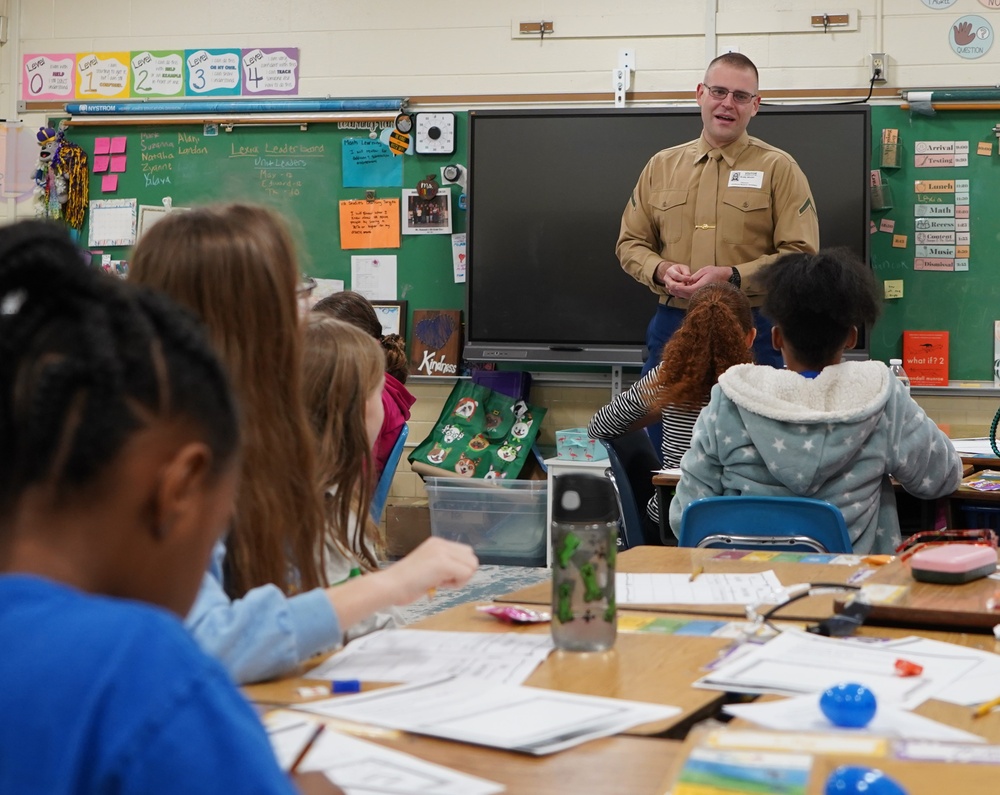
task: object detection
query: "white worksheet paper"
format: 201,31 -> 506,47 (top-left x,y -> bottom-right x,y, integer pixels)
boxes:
724,693 -> 985,743
616,571 -> 786,605
350,254 -> 397,301
949,438 -> 998,457
265,711 -> 503,795
696,630 -> 984,710
300,675 -> 680,755
304,629 -> 554,686
880,636 -> 1000,707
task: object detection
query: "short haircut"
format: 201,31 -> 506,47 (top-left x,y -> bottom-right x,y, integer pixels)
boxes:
706,53 -> 759,82
761,248 -> 881,369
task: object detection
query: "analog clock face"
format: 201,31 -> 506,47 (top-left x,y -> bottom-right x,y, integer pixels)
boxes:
415,112 -> 456,155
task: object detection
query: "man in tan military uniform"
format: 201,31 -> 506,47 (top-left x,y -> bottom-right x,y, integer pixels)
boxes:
618,53 -> 818,380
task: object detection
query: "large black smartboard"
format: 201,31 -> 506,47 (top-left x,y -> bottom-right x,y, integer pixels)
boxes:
65,120 -> 467,335
868,105 -> 1000,382
465,106 -> 871,365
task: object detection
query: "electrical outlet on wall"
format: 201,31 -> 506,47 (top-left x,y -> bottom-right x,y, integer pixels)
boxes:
870,52 -> 887,83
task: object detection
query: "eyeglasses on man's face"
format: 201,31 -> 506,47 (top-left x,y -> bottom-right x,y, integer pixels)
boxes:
703,85 -> 757,105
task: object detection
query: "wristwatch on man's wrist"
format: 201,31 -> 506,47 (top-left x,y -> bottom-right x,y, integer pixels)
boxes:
727,267 -> 741,290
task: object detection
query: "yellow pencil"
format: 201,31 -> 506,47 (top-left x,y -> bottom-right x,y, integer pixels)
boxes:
689,565 -> 704,582
973,695 -> 1000,718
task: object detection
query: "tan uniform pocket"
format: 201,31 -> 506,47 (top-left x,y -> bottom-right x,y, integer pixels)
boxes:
650,189 -> 689,245
721,190 -> 771,245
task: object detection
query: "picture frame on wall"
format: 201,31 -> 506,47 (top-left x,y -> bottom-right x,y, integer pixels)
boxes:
372,299 -> 407,340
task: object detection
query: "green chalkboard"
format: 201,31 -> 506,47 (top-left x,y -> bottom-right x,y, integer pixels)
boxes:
63,115 -> 468,337
869,105 -> 1000,382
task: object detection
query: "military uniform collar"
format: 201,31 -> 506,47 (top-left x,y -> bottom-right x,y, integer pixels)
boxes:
696,132 -> 750,167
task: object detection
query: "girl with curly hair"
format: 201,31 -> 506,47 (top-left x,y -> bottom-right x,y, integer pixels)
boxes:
589,283 -> 755,525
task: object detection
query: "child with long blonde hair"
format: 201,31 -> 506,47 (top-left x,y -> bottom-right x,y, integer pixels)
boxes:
130,203 -> 476,683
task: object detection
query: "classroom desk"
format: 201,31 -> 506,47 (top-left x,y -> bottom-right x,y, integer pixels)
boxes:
496,545 -> 859,622
246,601 -> 731,738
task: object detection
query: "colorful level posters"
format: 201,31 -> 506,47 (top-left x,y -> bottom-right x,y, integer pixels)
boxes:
22,53 -> 76,100
75,52 -> 130,99
185,49 -> 242,96
130,51 -> 185,98
241,47 -> 299,95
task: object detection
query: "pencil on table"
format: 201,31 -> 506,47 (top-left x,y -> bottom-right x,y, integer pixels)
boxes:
973,694 -> 1000,719
689,565 -> 704,582
288,723 -> 325,774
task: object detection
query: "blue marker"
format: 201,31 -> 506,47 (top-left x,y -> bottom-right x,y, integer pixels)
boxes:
331,679 -> 362,694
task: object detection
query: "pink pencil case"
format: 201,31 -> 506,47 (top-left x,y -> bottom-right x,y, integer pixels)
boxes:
910,544 -> 998,584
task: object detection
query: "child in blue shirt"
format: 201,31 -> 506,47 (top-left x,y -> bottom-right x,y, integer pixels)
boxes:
0,220 -> 339,794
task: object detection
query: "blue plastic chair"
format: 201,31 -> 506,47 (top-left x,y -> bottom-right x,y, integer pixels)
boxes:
370,424 -> 408,523
678,495 -> 853,554
599,430 -> 663,549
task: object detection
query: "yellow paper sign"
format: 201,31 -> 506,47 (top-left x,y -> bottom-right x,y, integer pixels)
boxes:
884,280 -> 904,299
892,234 -> 907,249
75,52 -> 130,99
338,198 -> 401,249
978,141 -> 993,156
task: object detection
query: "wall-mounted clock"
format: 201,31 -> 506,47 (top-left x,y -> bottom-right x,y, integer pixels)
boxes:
414,112 -> 456,155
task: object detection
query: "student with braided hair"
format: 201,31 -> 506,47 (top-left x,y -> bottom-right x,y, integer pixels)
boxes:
0,220 -> 340,794
131,204 -> 476,684
589,283 -> 756,526
312,290 -> 415,478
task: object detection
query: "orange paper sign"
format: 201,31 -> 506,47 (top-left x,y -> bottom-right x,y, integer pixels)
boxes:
338,198 -> 401,250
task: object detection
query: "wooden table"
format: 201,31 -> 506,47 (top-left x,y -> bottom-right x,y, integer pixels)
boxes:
370,733 -> 681,795
247,601 -> 731,738
497,545 -> 861,622
832,550 -> 1000,632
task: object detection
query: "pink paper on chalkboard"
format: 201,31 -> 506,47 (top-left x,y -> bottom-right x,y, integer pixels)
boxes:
101,174 -> 118,192
110,137 -> 127,154
110,155 -> 127,173
94,137 -> 111,155
93,155 -> 110,173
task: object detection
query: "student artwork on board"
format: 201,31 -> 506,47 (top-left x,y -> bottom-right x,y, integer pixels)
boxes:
402,189 -> 452,235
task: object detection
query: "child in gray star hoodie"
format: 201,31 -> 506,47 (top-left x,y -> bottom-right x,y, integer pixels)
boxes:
669,248 -> 961,554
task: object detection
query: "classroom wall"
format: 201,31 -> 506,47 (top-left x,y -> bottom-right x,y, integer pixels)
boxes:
13,1 -> 1000,506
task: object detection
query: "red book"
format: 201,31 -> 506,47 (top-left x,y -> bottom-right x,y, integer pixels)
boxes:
903,330 -> 949,386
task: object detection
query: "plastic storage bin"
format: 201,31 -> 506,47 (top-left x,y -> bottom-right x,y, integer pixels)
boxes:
425,477 -> 547,566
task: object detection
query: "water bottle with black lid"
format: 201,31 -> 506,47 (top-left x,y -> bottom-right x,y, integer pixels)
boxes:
550,473 -> 619,652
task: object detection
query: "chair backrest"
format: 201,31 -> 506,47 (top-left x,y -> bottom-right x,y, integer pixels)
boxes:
599,430 -> 663,549
677,495 -> 853,554
371,423 -> 408,523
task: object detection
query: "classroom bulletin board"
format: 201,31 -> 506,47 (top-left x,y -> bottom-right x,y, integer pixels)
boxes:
869,105 -> 1000,382
63,115 -> 469,340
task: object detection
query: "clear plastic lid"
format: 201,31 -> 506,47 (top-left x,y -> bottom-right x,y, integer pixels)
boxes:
889,358 -> 902,365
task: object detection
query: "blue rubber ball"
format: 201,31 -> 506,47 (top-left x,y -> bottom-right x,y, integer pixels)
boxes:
819,682 -> 877,728
825,765 -> 908,795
